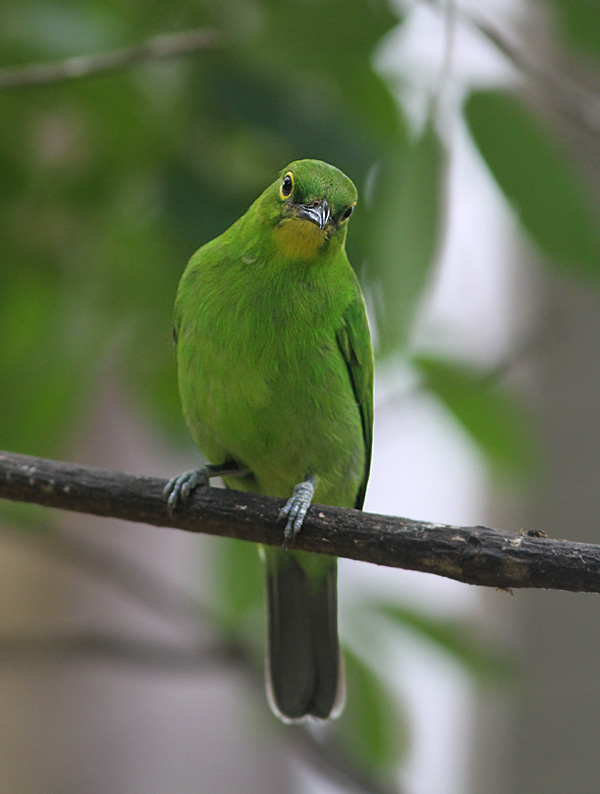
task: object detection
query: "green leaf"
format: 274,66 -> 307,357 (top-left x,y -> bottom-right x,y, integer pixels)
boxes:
216,536 -> 264,638
0,500 -> 52,532
373,603 -> 516,685
547,0 -> 600,57
0,272 -> 98,457
250,0 -> 404,143
465,89 -> 600,280
337,648 -> 407,772
370,123 -> 446,354
414,355 -> 538,475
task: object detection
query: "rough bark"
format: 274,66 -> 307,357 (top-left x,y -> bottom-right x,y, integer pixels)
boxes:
1,450 -> 599,593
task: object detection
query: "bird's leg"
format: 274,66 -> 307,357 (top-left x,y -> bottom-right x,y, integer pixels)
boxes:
279,474 -> 316,548
164,461 -> 247,514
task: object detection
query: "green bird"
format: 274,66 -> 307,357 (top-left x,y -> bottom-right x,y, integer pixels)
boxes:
165,159 -> 373,721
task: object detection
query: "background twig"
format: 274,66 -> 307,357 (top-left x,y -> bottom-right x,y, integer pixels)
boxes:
0,624 -> 401,794
0,28 -> 220,89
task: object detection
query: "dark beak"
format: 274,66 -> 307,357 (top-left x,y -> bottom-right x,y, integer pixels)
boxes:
297,198 -> 331,230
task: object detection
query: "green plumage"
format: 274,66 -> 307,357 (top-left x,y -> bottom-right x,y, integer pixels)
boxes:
169,159 -> 373,720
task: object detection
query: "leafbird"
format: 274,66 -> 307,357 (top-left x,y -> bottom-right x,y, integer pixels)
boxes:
165,159 -> 373,721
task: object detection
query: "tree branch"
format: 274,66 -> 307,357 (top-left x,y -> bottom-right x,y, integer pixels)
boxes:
0,449 -> 598,593
470,12 -> 600,136
0,28 -> 220,90
0,630 -> 243,670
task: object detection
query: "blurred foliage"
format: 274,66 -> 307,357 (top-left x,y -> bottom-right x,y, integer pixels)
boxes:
374,602 -> 516,685
465,89 -> 600,281
546,0 -> 600,57
414,355 -> 539,477
217,536 -> 264,640
337,648 -> 407,773
3,0 -> 600,786
372,121 -> 446,353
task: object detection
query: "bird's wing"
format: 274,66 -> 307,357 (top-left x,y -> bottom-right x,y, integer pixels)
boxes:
336,279 -> 374,510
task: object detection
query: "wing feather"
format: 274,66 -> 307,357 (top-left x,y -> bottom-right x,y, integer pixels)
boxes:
336,280 -> 374,510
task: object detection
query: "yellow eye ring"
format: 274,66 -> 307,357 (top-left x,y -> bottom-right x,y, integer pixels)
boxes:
279,171 -> 294,200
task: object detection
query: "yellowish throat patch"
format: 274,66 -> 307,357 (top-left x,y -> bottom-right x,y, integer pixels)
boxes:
274,218 -> 326,262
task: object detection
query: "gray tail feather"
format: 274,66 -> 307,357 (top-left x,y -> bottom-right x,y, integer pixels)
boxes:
265,552 -> 344,721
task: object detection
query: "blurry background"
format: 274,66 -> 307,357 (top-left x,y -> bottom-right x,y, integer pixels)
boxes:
2,0 -> 600,792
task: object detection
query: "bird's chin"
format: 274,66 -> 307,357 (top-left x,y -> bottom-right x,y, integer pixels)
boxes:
274,216 -> 329,261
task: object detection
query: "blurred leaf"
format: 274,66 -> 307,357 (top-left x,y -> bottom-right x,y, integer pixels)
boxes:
374,603 -> 516,684
0,500 -> 52,532
216,536 -> 264,638
337,648 -> 407,771
465,89 -> 600,280
0,272 -> 101,456
414,354 -> 538,475
247,0 -> 403,144
370,123 -> 446,354
547,0 -> 600,57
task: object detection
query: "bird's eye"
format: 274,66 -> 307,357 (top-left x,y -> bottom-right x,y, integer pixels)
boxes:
342,204 -> 355,221
280,172 -> 294,199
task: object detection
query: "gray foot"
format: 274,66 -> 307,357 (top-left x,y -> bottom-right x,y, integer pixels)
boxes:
279,477 -> 315,547
164,468 -> 209,514
164,461 -> 248,514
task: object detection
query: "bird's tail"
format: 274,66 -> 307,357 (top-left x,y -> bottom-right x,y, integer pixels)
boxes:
263,547 -> 344,722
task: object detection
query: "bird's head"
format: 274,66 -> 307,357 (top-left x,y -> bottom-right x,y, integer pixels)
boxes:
257,159 -> 357,262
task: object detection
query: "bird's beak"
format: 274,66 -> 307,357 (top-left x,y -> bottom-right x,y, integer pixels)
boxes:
297,198 -> 331,230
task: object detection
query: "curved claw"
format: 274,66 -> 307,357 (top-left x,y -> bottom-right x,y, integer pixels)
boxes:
164,468 -> 209,514
279,478 -> 315,547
